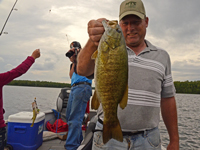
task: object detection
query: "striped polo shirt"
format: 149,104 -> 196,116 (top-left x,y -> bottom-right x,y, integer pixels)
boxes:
97,40 -> 176,132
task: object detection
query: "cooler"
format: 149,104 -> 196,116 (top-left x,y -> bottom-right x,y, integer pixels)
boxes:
7,111 -> 45,150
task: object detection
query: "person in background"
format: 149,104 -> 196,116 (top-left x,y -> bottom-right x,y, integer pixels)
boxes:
0,49 -> 40,150
76,0 -> 179,149
64,41 -> 92,150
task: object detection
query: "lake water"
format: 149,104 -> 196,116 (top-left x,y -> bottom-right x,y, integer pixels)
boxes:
3,85 -> 200,149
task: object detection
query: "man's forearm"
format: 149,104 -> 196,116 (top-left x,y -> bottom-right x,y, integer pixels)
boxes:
161,97 -> 179,148
77,38 -> 97,76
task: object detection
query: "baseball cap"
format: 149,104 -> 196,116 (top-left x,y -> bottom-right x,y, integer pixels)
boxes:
70,41 -> 81,49
119,0 -> 146,21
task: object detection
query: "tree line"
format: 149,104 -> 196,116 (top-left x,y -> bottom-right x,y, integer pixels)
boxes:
7,80 -> 200,94
7,80 -> 71,88
174,80 -> 200,94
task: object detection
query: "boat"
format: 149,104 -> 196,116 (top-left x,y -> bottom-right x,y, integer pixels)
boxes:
5,87 -> 166,150
5,87 -> 97,150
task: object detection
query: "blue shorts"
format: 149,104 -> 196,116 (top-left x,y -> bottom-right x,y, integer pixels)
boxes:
92,121 -> 161,150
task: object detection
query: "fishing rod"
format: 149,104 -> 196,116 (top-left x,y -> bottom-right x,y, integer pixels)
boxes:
0,0 -> 18,36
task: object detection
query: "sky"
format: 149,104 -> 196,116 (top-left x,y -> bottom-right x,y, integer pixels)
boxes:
0,0 -> 200,84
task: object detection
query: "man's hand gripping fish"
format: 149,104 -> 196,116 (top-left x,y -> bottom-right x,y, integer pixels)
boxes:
91,20 -> 128,144
31,98 -> 40,127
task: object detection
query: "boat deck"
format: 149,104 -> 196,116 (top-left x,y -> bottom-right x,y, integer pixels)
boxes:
38,137 -> 66,150
37,110 -> 93,150
38,131 -> 85,150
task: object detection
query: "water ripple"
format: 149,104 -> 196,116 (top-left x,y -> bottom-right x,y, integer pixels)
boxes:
160,94 -> 200,149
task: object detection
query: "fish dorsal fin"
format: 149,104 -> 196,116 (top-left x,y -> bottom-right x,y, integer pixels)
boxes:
91,50 -> 98,60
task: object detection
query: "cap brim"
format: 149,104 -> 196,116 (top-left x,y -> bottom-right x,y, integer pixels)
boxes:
119,11 -> 145,20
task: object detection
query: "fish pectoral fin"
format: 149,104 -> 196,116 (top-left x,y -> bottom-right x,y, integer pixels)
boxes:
91,50 -> 98,60
119,84 -> 128,109
103,120 -> 123,144
91,90 -> 100,110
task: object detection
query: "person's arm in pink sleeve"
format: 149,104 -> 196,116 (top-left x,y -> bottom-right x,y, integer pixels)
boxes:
0,49 -> 40,86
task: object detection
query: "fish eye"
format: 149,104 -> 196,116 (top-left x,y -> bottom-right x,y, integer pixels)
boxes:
116,28 -> 121,33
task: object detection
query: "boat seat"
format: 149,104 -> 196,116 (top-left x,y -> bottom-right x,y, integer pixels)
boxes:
77,115 -> 98,150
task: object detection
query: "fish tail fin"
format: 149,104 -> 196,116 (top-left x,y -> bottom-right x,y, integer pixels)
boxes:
103,119 -> 123,144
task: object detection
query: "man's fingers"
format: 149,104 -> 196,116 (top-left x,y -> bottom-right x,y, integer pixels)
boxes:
87,18 -> 107,46
90,34 -> 103,43
88,19 -> 103,28
97,18 -> 108,23
88,27 -> 104,36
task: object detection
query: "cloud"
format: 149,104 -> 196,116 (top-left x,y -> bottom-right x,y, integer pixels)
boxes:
0,0 -> 200,83
4,64 -> 14,71
172,60 -> 200,81
147,0 -> 200,44
0,57 -> 4,62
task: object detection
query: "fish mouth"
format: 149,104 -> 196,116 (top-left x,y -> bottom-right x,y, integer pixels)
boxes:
107,20 -> 118,28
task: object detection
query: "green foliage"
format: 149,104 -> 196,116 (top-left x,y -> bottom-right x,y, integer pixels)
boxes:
7,80 -> 71,88
8,80 -> 200,93
174,80 -> 200,94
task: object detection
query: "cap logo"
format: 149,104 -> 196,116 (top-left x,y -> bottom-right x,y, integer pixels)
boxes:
125,2 -> 137,8
119,0 -> 145,20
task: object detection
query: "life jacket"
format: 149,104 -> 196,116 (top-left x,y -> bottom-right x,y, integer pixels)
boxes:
46,119 -> 68,133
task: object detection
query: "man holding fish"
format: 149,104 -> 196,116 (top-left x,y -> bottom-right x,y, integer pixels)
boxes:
77,0 -> 179,150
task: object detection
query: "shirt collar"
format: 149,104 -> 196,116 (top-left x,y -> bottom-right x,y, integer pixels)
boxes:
126,40 -> 157,55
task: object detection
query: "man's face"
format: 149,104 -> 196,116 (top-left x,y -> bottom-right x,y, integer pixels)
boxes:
119,15 -> 148,48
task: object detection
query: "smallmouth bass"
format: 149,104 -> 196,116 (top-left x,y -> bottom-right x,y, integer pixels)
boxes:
91,20 -> 128,144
